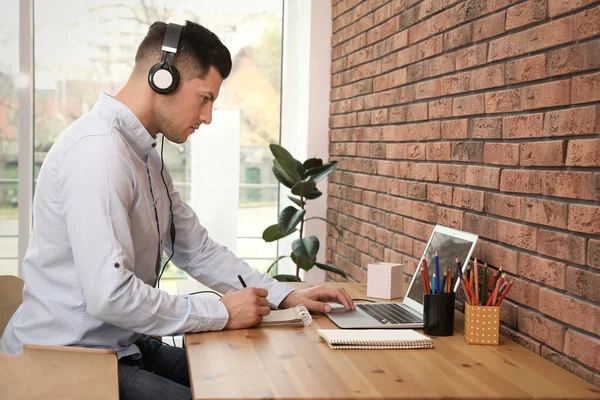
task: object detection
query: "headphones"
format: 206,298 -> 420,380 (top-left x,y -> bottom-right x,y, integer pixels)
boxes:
148,23 -> 183,95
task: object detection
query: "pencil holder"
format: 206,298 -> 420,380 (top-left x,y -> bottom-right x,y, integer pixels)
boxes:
464,303 -> 500,345
423,293 -> 455,336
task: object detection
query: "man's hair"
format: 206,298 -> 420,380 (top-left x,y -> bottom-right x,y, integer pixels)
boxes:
135,21 -> 232,80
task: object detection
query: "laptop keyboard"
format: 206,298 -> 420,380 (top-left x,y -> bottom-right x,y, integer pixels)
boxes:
357,303 -> 423,325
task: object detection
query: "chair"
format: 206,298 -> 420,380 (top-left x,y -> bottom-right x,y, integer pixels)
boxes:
0,275 -> 119,399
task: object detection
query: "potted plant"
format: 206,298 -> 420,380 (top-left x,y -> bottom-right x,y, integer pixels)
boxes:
262,144 -> 347,282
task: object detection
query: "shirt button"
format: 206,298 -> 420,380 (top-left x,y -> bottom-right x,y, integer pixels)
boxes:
151,143 -> 156,148
114,263 -> 120,268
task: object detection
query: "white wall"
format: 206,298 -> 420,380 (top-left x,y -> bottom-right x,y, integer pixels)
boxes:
279,0 -> 332,282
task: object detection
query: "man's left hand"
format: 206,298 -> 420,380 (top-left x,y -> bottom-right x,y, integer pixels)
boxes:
279,286 -> 356,313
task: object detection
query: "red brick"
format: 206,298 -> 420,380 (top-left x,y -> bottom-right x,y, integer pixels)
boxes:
549,0 -> 596,17
545,106 -> 600,137
568,204 -> 600,235
427,53 -> 456,77
576,5 -> 600,40
567,139 -> 600,167
548,41 -> 600,77
426,142 -> 452,161
406,103 -> 429,122
472,65 -> 505,91
412,202 -> 437,223
541,346 -> 596,385
506,54 -> 546,84
427,184 -> 453,206
437,206 -> 464,230
441,119 -> 468,139
519,253 -> 567,289
518,308 -> 566,350
589,239 -> 600,270
406,182 -> 428,200
439,164 -> 466,185
540,287 -> 600,333
506,0 -> 547,30
500,169 -> 542,194
537,229 -> 586,265
463,213 -> 499,241
501,326 -> 542,354
473,11 -> 506,41
520,140 -> 567,166
484,192 -> 521,219
572,71 -> 600,104
499,300 -> 519,327
412,163 -> 438,181
567,266 -> 600,303
452,142 -> 484,162
488,31 -> 527,61
362,190 -> 377,206
385,214 -> 404,233
403,218 -> 433,242
540,171 -> 597,200
453,187 -> 485,211
564,330 -> 600,371
442,71 -> 471,95
466,166 -> 501,189
526,16 -> 574,53
405,143 -> 426,160
484,143 -> 519,165
455,43 -> 487,70
470,117 -> 502,139
428,99 -> 453,119
520,198 -> 568,229
485,89 -> 521,113
394,233 -> 414,255
503,113 -> 544,139
417,35 -> 443,61
477,240 -> 519,274
497,220 -> 537,251
371,143 -> 386,158
522,80 -> 571,111
444,24 -> 473,51
416,79 -> 442,100
453,94 -> 485,116
506,277 -> 540,308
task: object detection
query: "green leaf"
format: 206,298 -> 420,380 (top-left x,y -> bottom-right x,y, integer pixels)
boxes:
287,195 -> 303,208
315,262 -> 347,278
295,159 -> 306,176
303,158 -> 323,170
265,255 -> 290,274
291,252 -> 315,271
291,180 -> 317,198
262,224 -> 296,242
272,274 -> 302,282
274,159 -> 301,185
304,161 -> 338,183
270,144 -> 297,166
272,165 -> 293,188
292,236 -> 319,261
304,187 -> 322,200
278,206 -> 305,234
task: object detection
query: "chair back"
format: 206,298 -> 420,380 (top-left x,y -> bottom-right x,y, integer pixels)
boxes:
0,275 -> 24,336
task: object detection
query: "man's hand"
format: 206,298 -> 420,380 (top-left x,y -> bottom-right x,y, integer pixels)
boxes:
279,286 -> 355,313
220,287 -> 271,329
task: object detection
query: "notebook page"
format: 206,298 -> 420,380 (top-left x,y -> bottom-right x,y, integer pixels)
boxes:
318,329 -> 430,344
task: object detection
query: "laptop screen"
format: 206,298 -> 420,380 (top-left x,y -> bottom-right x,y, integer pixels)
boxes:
405,228 -> 477,306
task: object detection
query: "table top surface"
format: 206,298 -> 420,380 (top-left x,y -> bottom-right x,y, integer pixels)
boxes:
185,282 -> 600,400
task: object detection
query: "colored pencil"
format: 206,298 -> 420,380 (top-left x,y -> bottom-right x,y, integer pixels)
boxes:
495,280 -> 513,306
435,251 -> 441,293
432,273 -> 437,295
422,258 -> 430,295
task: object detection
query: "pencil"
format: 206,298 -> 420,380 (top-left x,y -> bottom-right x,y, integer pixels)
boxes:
435,251 -> 441,293
462,276 -> 479,306
486,273 -> 503,306
473,258 -> 479,303
460,277 -> 472,305
422,258 -> 430,295
442,270 -> 448,294
481,263 -> 488,305
432,273 -> 437,295
495,280 -> 513,306
421,267 -> 430,295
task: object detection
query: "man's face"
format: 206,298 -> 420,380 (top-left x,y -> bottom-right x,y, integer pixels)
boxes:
157,65 -> 223,144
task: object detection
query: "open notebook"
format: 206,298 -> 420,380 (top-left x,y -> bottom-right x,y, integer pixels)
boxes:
257,304 -> 312,327
318,329 -> 434,350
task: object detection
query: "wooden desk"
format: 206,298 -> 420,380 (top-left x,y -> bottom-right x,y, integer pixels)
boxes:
185,282 -> 600,400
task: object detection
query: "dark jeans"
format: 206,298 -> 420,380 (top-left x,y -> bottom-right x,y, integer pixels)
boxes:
118,337 -> 191,400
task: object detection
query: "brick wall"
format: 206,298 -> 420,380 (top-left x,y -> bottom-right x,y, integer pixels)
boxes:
326,0 -> 600,385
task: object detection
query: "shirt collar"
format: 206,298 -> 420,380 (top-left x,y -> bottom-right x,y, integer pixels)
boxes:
97,93 -> 157,159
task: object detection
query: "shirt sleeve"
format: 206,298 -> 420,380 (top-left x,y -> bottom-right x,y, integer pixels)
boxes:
58,135 -> 229,336
160,162 -> 294,308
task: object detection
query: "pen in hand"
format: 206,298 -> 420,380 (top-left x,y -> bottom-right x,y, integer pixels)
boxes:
237,274 -> 247,288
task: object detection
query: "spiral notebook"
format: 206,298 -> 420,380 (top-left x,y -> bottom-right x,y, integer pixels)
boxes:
257,304 -> 312,327
318,329 -> 434,350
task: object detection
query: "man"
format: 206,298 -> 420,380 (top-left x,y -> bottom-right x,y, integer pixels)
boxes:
0,21 -> 355,399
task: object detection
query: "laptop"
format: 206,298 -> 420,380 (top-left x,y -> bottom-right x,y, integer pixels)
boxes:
326,225 -> 478,329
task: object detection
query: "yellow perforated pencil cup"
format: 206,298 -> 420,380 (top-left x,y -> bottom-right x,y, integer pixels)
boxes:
464,303 -> 500,345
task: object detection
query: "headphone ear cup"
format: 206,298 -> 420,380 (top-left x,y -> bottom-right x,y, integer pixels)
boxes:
148,62 -> 180,95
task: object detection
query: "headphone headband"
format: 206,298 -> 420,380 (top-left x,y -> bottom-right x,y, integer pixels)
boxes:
162,23 -> 183,54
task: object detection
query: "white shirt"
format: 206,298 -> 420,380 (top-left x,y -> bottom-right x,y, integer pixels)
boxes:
0,93 -> 293,357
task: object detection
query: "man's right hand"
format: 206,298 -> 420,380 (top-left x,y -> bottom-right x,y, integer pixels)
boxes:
220,287 -> 271,329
